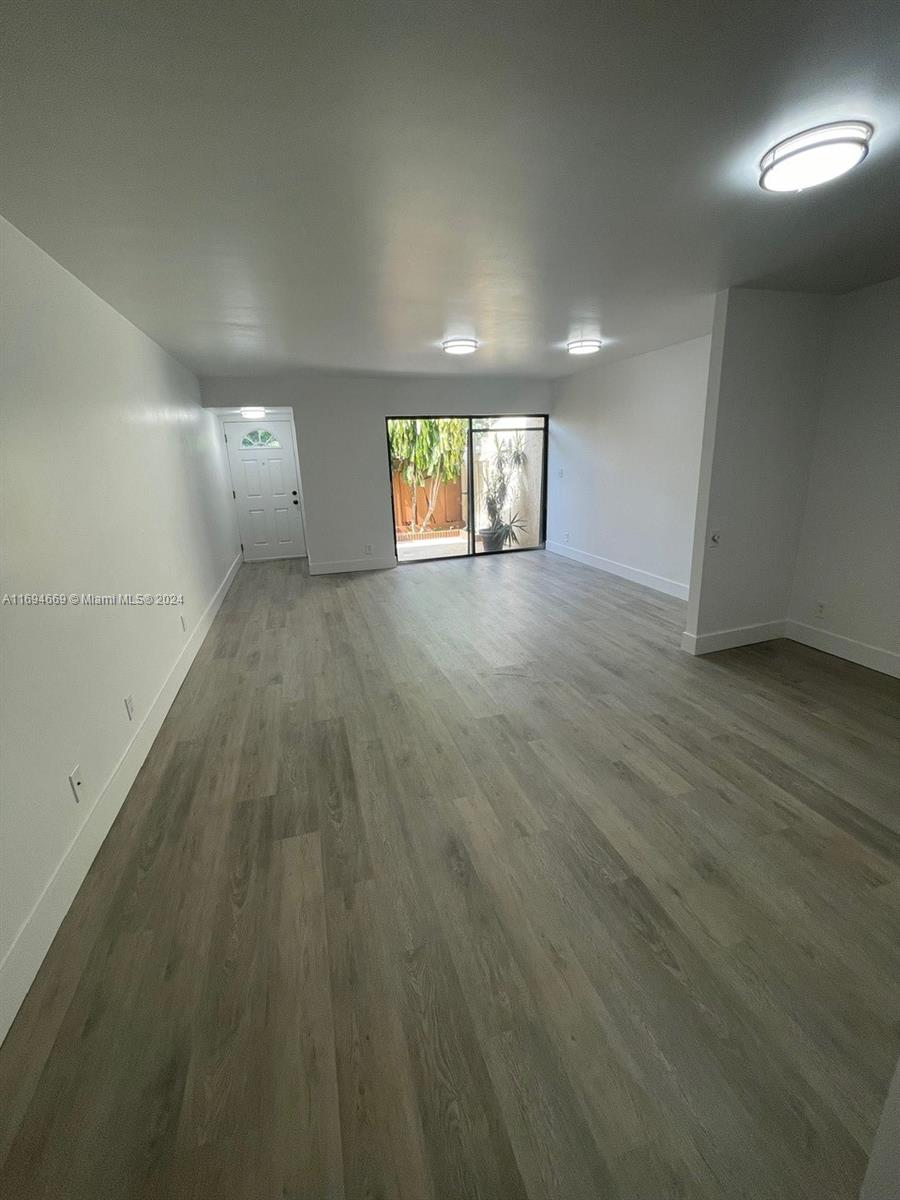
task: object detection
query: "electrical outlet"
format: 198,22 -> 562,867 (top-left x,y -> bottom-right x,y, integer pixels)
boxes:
563,531 -> 570,544
364,544 -> 373,556
68,766 -> 84,803
557,467 -> 564,479
708,529 -> 722,548
815,601 -> 826,621
180,614 -> 187,633
124,694 -> 135,721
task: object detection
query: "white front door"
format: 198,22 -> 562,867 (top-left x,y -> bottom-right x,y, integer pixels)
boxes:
224,419 -> 307,561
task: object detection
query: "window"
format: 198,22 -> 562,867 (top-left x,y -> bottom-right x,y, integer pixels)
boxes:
240,429 -> 281,448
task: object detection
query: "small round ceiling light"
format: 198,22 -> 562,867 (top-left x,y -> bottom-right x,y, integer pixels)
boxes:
566,337 -> 603,355
759,121 -> 873,192
441,336 -> 479,355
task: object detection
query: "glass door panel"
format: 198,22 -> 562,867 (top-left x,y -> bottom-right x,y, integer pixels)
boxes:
472,417 -> 547,553
387,417 -> 470,562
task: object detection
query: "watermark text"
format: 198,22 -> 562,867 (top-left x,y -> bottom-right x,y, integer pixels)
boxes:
3,593 -> 185,607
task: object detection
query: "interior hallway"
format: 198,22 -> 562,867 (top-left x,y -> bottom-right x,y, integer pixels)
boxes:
1,553 -> 898,1199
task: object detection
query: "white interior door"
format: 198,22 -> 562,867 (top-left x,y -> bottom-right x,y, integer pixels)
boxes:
224,419 -> 307,561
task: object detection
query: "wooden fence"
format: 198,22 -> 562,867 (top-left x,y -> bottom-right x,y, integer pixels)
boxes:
391,471 -> 464,534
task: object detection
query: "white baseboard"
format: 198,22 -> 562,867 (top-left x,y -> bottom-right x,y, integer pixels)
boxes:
546,542 -> 689,600
308,556 -> 396,575
242,552 -> 308,563
681,620 -> 786,655
785,620 -> 900,679
0,552 -> 242,1044
680,617 -> 899,678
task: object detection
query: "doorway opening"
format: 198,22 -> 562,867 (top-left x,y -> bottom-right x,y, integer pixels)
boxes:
386,415 -> 548,564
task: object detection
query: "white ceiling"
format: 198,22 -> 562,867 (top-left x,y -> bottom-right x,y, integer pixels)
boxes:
2,0 -> 899,378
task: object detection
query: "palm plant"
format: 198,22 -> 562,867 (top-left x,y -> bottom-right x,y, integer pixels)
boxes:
481,434 -> 528,550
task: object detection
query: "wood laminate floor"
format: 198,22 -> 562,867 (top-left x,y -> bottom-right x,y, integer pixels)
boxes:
2,553 -> 899,1199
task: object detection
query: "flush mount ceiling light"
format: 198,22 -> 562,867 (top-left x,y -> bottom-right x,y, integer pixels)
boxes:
441,336 -> 479,355
240,407 -> 266,419
566,337 -> 603,355
759,121 -> 873,192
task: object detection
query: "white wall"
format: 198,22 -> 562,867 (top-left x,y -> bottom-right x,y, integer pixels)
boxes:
788,278 -> 900,674
684,289 -> 830,651
546,336 -> 711,599
202,372 -> 554,573
0,218 -> 240,1039
862,1055 -> 900,1200
684,280 -> 899,676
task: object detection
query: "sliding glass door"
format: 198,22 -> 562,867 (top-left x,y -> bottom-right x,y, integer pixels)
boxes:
387,415 -> 547,563
471,416 -> 547,554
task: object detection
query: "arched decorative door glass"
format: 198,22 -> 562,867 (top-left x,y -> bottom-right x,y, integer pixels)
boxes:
240,429 -> 281,448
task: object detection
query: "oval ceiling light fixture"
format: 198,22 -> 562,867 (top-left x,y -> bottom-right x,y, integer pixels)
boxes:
441,336 -> 479,355
759,121 -> 873,192
566,337 -> 603,355
240,407 -> 266,419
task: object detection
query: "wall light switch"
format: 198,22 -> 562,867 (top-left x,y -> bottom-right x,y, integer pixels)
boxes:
708,529 -> 722,548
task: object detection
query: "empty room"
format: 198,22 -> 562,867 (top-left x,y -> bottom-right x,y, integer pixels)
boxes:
2,2 -> 899,1197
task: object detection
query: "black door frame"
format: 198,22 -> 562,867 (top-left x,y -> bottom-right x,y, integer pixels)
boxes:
385,414 -> 549,565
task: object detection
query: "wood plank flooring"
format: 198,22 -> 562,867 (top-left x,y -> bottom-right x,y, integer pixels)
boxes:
2,551 -> 899,1199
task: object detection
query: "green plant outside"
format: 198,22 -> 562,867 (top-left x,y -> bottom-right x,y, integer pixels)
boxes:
480,433 -> 528,547
388,418 -> 468,532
